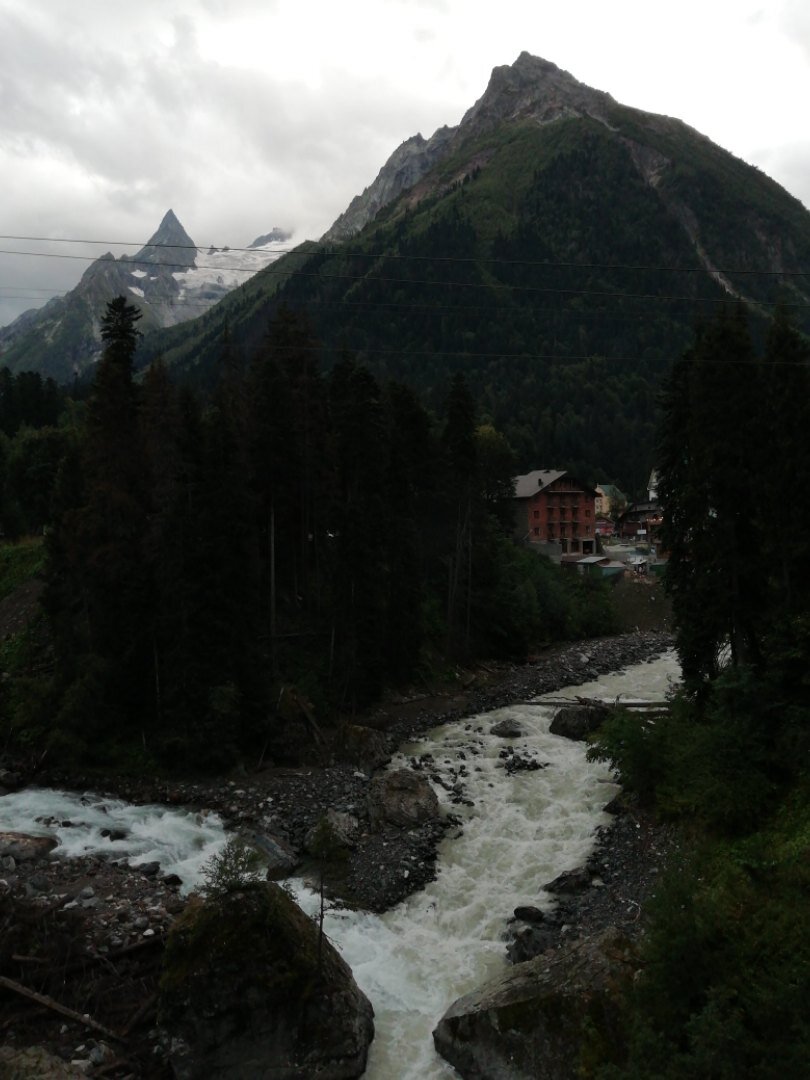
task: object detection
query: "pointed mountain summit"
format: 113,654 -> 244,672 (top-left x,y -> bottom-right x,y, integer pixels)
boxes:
142,51 -> 810,488
0,211 -> 292,380
127,208 -> 198,270
323,53 -> 616,241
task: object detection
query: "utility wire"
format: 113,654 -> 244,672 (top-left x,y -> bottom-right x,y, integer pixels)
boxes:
0,234 -> 809,278
0,248 -> 807,309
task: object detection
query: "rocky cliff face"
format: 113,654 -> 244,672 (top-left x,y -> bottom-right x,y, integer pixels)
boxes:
322,127 -> 456,242
322,52 -> 616,241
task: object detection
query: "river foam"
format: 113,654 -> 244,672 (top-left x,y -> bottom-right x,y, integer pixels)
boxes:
291,649 -> 680,1078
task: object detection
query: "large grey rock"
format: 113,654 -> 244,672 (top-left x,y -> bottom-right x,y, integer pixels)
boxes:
246,830 -> 299,879
549,703 -> 610,741
160,883 -> 374,1080
491,718 -> 523,738
543,867 -> 592,894
0,832 -> 58,861
338,724 -> 392,772
367,768 -> 440,830
305,810 -> 360,855
433,929 -> 634,1080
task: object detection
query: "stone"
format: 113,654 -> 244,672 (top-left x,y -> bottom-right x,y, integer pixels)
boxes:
246,830 -> 299,879
507,925 -> 558,964
161,884 -> 374,1080
490,718 -> 523,738
433,929 -> 634,1080
338,724 -> 392,772
0,831 -> 58,861
544,867 -> 592,894
513,905 -> 545,923
549,703 -> 610,741
368,768 -> 440,830
305,810 -> 360,855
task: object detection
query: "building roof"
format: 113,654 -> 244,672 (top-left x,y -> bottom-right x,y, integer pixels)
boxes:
513,470 -> 567,499
596,483 -> 626,501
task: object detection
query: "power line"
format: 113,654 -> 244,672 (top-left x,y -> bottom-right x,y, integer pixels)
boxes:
0,247 -> 807,310
1,233 -> 809,278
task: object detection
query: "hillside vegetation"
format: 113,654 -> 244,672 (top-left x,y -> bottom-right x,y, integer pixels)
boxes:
135,106 -> 810,495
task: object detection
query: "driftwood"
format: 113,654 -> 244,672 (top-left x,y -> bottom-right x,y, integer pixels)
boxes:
121,990 -> 158,1036
0,973 -> 125,1043
540,695 -> 667,711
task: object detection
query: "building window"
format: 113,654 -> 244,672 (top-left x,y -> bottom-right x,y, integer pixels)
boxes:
533,510 -> 540,519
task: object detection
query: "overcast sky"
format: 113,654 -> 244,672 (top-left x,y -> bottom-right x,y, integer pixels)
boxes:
1,0 -> 809,328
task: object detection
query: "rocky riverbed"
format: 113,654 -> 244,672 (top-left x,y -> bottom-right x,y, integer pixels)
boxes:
0,630 -> 675,1077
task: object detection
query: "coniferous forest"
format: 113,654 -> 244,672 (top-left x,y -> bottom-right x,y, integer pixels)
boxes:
0,297 -> 615,771
589,305 -> 810,1078
1,295 -> 809,1077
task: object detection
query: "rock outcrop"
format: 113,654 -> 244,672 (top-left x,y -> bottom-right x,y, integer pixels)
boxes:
321,52 -> 614,242
433,929 -> 634,1080
367,768 -> 440,829
160,883 -> 374,1080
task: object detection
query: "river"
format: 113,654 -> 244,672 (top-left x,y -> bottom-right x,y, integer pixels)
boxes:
0,649 -> 678,1077
293,649 -> 680,1078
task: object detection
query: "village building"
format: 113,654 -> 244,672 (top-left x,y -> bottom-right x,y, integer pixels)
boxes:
616,500 -> 663,543
513,470 -> 597,555
594,483 -> 627,518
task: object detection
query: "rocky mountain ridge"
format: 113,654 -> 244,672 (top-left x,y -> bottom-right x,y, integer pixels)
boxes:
0,211 -> 292,381
323,53 -> 625,241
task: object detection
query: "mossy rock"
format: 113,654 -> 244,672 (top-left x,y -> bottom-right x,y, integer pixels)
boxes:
159,882 -> 374,1079
433,928 -> 634,1080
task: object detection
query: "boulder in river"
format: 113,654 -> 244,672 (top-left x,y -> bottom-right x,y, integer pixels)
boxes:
160,882 -> 374,1079
0,832 -> 58,862
490,718 -> 523,738
544,866 -> 592,893
433,928 -> 634,1080
368,768 -> 440,829
246,830 -> 300,879
549,702 -> 611,741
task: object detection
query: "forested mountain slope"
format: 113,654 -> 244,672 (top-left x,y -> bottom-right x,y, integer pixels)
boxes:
136,55 -> 810,489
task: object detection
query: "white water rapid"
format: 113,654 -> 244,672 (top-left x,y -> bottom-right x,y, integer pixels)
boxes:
294,649 -> 680,1079
0,789 -> 227,891
0,651 -> 679,1077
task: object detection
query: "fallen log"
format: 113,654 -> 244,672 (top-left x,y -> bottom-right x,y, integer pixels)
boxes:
0,973 -> 125,1043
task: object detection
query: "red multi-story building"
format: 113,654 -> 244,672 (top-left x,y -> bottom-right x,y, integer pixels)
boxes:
513,470 -> 598,555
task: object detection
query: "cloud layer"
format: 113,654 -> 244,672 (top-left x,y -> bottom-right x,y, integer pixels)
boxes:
1,0 -> 808,327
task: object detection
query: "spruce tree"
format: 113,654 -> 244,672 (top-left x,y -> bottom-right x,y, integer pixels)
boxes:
658,308 -> 766,692
45,297 -> 151,753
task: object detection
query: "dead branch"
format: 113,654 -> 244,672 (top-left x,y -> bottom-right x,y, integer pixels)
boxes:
0,973 -> 125,1043
121,990 -> 157,1036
